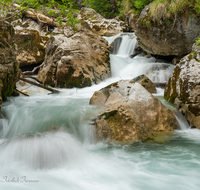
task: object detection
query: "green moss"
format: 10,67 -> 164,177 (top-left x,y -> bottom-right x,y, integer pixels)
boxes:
188,51 -> 197,61
1,77 -> 14,101
188,53 -> 193,60
146,20 -> 152,27
103,110 -> 118,120
166,20 -> 171,24
164,66 -> 180,103
13,62 -> 18,73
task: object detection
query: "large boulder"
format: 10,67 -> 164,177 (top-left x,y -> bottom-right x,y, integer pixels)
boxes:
135,3 -> 200,56
12,18 -> 49,67
0,21 -> 20,108
37,22 -> 110,88
90,80 -> 178,142
78,7 -> 129,36
164,44 -> 200,129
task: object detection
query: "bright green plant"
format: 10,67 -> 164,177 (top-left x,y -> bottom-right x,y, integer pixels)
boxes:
149,0 -> 200,22
83,0 -> 123,18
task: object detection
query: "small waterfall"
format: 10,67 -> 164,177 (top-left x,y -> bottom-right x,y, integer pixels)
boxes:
109,33 -> 174,83
103,33 -> 121,45
0,33 -> 198,190
117,34 -> 137,56
157,97 -> 189,130
109,33 -> 189,130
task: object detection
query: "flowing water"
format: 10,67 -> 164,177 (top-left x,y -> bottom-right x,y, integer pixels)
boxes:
0,33 -> 199,190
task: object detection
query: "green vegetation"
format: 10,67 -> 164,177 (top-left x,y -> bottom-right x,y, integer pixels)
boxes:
83,0 -> 123,18
82,0 -> 154,19
0,0 -> 80,28
126,0 -> 154,14
196,37 -> 200,47
149,0 -> 200,22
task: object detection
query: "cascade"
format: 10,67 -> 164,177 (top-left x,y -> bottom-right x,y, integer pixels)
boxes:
0,33 -> 198,190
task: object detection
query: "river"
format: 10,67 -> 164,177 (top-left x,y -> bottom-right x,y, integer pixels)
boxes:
0,33 -> 199,190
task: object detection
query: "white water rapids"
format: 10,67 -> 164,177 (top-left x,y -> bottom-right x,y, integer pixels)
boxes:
0,33 -> 199,190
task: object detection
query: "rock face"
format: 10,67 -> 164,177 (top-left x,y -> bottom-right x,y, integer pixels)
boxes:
125,12 -> 139,32
90,80 -> 178,142
37,22 -> 110,88
164,44 -> 200,129
135,4 -> 200,56
12,18 -> 49,67
78,7 -> 129,36
0,21 -> 20,107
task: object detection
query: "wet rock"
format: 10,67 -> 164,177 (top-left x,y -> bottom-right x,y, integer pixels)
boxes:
132,74 -> 157,94
90,80 -> 178,142
78,7 -> 129,36
37,22 -> 110,88
164,44 -> 200,129
0,21 -> 20,108
135,3 -> 200,56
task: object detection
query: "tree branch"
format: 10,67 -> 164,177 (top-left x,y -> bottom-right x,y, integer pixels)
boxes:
22,61 -> 45,75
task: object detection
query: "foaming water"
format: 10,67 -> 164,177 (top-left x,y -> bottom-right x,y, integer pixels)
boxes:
117,34 -> 137,56
0,131 -> 88,170
156,97 -> 189,130
107,33 -> 174,82
0,33 -> 198,190
110,54 -> 174,82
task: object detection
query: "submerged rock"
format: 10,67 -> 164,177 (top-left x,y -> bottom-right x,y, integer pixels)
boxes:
78,7 -> 129,36
90,80 -> 178,142
37,22 -> 110,88
164,44 -> 200,129
135,3 -> 200,56
0,21 -> 20,108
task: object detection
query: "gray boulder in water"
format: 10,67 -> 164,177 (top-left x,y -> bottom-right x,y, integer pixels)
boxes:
90,80 -> 178,142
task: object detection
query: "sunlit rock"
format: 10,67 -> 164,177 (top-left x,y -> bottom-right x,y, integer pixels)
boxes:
12,19 -> 49,67
78,7 -> 129,36
90,80 -> 178,142
37,22 -> 111,88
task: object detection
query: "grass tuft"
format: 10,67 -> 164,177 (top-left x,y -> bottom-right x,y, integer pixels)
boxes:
149,0 -> 189,21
